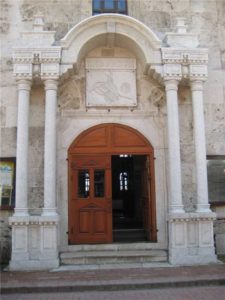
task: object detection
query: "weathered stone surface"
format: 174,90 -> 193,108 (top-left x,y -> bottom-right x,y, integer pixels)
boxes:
0,211 -> 13,264
58,76 -> 83,110
0,106 -> 6,127
1,0 -> 225,265
0,0 -> 10,34
0,127 -> 17,156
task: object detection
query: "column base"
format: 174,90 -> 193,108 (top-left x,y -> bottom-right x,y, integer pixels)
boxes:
196,203 -> 211,213
9,215 -> 59,271
42,208 -> 58,216
169,205 -> 185,214
13,208 -> 29,216
168,212 -> 217,265
9,259 -> 59,271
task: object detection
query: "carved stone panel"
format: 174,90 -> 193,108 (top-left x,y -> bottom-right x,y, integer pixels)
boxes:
86,58 -> 137,107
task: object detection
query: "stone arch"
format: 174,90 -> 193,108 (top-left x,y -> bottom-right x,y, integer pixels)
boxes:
60,14 -> 162,75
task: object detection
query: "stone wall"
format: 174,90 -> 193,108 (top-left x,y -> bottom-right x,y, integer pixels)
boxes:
0,211 -> 12,264
0,0 -> 225,263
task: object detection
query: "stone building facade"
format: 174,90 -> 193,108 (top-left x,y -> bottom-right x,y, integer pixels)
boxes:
0,0 -> 224,270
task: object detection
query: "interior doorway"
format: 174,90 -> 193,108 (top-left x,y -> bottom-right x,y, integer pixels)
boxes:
112,155 -> 149,242
68,123 -> 157,244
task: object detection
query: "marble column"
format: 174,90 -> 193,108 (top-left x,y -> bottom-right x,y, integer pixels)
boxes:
42,79 -> 58,216
165,79 -> 184,213
14,79 -> 31,216
191,80 -> 211,212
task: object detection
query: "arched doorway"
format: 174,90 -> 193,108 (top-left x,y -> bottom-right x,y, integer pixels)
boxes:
68,123 -> 156,244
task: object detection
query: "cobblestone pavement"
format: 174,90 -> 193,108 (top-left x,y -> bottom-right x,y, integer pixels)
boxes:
2,286 -> 225,300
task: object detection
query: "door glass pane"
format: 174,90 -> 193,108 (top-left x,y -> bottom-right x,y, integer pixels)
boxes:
78,170 -> 90,198
94,170 -> 105,197
104,0 -> 114,9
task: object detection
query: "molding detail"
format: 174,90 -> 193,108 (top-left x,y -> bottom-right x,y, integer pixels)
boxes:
189,64 -> 208,80
163,64 -> 182,80
168,212 -> 217,222
161,48 -> 208,64
9,215 -> 59,226
161,48 -> 208,81
13,47 -> 61,80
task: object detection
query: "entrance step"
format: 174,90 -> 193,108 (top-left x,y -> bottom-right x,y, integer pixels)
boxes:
60,243 -> 168,267
113,229 -> 146,242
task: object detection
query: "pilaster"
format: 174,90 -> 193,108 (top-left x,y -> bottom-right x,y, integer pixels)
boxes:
163,76 -> 184,213
162,20 -> 216,265
42,79 -> 58,216
14,79 -> 31,216
190,79 -> 211,213
9,15 -> 61,271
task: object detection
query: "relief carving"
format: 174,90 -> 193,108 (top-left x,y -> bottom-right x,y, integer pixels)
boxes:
86,58 -> 137,107
58,77 -> 81,109
148,86 -> 165,107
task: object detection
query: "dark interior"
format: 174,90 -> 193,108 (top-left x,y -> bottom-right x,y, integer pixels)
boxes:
111,155 -> 147,242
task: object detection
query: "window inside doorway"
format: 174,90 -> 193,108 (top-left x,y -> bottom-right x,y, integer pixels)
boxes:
78,170 -> 90,198
94,170 -> 105,197
92,0 -> 127,15
119,172 -> 128,191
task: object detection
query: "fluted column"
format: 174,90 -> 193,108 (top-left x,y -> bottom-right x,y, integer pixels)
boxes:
42,79 -> 58,216
191,80 -> 211,212
165,79 -> 184,213
14,79 -> 31,216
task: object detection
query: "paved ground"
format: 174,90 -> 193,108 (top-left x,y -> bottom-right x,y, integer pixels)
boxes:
1,263 -> 225,299
2,286 -> 225,300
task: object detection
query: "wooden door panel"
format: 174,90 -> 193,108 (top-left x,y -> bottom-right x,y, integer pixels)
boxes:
112,125 -> 146,147
94,211 -> 107,233
69,155 -> 112,244
79,211 -> 91,233
75,127 -> 108,148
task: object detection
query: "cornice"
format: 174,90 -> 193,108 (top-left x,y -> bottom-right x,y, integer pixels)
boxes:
13,47 -> 61,63
161,48 -> 208,65
161,48 -> 208,81
13,47 -> 61,80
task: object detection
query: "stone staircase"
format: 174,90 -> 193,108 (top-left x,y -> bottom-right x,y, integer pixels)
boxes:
60,243 -> 168,269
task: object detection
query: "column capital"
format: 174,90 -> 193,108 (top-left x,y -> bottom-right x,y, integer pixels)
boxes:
44,79 -> 58,91
16,79 -> 32,91
163,63 -> 182,84
190,79 -> 204,92
164,79 -> 179,92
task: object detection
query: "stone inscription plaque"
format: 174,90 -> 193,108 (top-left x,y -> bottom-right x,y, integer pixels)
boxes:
86,58 -> 137,107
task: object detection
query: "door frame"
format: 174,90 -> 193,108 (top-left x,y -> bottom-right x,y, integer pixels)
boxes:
68,123 -> 157,243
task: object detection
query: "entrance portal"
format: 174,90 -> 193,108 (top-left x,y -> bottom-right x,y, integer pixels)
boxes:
68,124 -> 156,244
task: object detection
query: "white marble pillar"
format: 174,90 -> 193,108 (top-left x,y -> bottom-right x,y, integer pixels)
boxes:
165,79 -> 184,213
14,79 -> 31,216
42,79 -> 58,216
191,80 -> 211,212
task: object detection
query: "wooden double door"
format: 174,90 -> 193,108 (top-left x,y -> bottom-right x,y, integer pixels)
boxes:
68,124 -> 156,244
